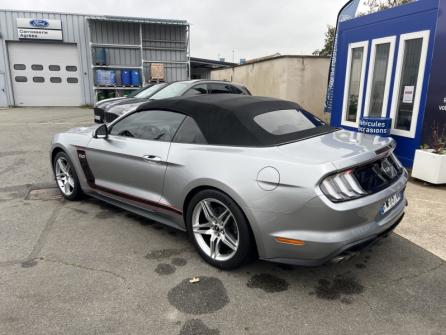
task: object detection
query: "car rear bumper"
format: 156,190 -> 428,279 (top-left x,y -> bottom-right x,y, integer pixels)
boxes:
263,208 -> 405,266
255,172 -> 408,266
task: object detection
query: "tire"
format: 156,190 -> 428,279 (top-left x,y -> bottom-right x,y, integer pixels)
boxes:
53,151 -> 83,201
186,189 -> 253,269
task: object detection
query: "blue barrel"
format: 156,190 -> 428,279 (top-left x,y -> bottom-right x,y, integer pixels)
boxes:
131,70 -> 140,86
94,48 -> 107,65
115,70 -> 122,86
95,69 -> 106,86
121,70 -> 131,86
95,69 -> 116,86
109,70 -> 116,86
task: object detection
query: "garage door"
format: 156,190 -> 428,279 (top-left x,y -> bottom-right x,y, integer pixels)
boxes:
8,42 -> 82,106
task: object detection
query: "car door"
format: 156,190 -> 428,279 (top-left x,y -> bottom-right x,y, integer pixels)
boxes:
85,109 -> 186,208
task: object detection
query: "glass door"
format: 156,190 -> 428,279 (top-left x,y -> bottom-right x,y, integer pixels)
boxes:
390,31 -> 430,138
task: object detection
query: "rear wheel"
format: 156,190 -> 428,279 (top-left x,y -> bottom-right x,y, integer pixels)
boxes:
186,189 -> 253,269
53,151 -> 83,201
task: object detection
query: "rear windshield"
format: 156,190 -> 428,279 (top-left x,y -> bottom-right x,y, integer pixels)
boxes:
254,109 -> 319,135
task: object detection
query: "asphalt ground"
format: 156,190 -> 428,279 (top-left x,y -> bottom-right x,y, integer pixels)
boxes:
0,107 -> 445,335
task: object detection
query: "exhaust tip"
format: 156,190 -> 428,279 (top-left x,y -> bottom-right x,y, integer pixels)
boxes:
329,251 -> 359,264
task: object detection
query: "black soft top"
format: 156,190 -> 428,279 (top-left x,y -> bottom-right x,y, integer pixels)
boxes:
135,94 -> 335,147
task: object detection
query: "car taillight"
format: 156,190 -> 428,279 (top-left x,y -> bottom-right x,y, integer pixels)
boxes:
320,169 -> 367,202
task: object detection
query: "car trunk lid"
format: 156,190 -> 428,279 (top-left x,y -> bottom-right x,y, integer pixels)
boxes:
277,129 -> 395,170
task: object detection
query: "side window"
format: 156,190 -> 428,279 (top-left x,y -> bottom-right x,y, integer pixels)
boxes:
173,117 -> 207,144
31,64 -> 43,71
230,85 -> 243,94
208,83 -> 233,94
14,64 -> 26,70
109,110 -> 185,142
183,84 -> 208,96
33,77 -> 45,83
49,65 -> 61,71
341,41 -> 368,127
15,76 -> 27,82
66,65 -> 78,72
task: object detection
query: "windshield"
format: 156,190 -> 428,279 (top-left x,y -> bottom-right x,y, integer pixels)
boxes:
132,83 -> 166,99
149,82 -> 190,100
127,86 -> 149,98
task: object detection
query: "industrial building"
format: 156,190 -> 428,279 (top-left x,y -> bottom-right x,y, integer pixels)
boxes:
0,10 -> 190,107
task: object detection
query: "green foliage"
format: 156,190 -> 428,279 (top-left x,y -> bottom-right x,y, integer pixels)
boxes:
313,0 -> 414,56
421,122 -> 446,155
313,25 -> 336,56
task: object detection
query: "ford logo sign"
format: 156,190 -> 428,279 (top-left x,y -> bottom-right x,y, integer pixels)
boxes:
30,19 -> 49,28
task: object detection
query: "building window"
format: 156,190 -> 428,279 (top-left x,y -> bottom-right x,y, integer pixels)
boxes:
341,41 -> 368,127
67,77 -> 79,83
364,36 -> 396,118
390,30 -> 430,138
66,66 -> 77,72
49,65 -> 61,71
15,76 -> 27,82
50,77 -> 62,83
13,64 -> 26,70
33,77 -> 45,83
31,64 -> 44,71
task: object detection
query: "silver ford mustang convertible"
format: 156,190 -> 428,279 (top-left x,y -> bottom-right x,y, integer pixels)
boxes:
50,94 -> 408,269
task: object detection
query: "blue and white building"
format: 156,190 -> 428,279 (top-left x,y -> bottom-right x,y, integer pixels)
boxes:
330,0 -> 446,166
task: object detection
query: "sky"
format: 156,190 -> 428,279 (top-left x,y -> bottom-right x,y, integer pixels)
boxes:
0,0 -> 349,61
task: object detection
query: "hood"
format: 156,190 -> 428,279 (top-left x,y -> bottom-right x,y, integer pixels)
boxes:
277,129 -> 395,170
103,98 -> 147,112
65,125 -> 99,135
107,100 -> 148,116
96,97 -> 127,109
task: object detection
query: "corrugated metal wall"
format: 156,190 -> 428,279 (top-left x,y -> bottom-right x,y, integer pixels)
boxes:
0,10 -> 189,106
0,10 -> 93,105
89,20 -> 189,83
141,23 -> 188,82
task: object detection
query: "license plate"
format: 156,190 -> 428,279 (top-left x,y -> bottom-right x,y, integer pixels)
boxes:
380,192 -> 402,215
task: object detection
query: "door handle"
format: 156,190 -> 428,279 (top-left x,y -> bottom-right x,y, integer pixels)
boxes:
142,154 -> 163,163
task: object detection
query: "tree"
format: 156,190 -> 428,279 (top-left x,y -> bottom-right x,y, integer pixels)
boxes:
313,25 -> 336,56
313,0 -> 414,56
364,0 -> 413,13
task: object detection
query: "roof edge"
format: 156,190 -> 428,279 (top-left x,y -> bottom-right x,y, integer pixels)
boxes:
0,8 -> 188,25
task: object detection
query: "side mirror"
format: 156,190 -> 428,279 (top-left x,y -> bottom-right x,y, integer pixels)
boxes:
93,124 -> 108,139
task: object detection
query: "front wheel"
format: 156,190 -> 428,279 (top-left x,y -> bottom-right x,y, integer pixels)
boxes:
186,189 -> 253,269
53,151 -> 83,201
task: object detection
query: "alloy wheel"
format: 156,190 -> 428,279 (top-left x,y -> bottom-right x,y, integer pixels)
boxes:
192,198 -> 239,262
55,157 -> 75,196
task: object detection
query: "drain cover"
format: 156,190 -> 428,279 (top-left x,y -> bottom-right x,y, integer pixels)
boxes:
26,187 -> 61,200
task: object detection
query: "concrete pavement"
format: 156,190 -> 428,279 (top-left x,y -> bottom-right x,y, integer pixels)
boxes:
0,107 -> 445,335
